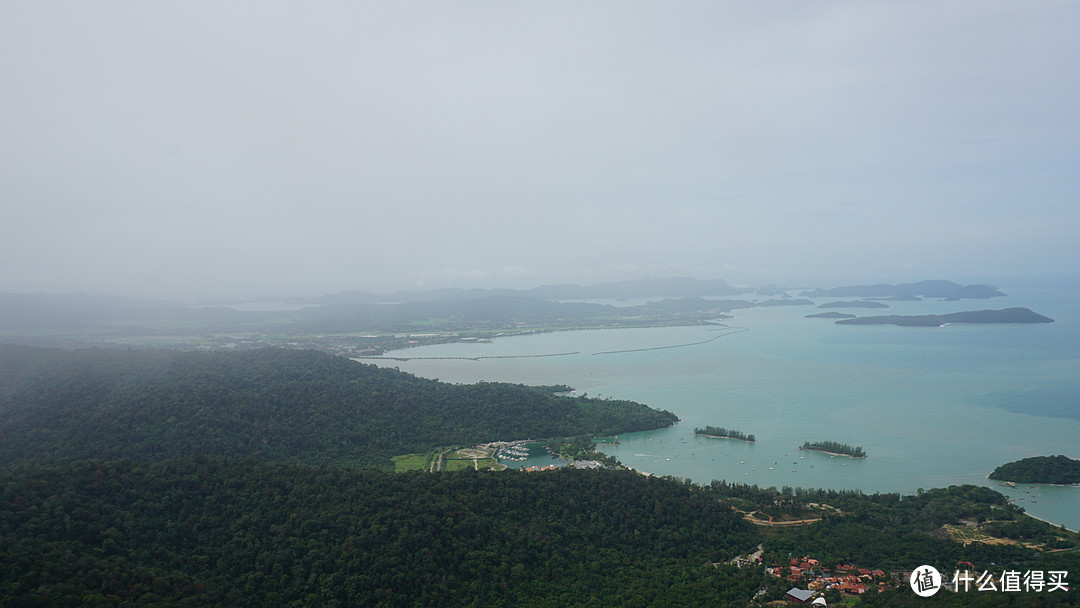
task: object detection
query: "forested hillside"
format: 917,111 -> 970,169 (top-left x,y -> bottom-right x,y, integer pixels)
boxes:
763,485 -> 1051,569
3,459 -> 1077,607
989,455 -> 1080,485
0,344 -> 676,468
3,343 -> 1078,607
0,459 -> 763,607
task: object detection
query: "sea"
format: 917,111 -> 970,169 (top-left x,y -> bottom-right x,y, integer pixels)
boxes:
365,284 -> 1080,531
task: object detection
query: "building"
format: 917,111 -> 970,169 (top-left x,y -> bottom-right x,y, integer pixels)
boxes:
786,587 -> 815,603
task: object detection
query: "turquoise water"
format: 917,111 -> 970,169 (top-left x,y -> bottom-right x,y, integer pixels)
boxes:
366,286 -> 1080,530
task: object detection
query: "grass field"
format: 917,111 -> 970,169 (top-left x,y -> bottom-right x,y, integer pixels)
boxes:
393,447 -> 506,472
392,452 -> 433,472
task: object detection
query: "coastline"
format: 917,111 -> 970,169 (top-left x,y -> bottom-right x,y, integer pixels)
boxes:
365,291 -> 1080,533
799,447 -> 866,459
1023,512 -> 1077,534
987,474 -> 1080,488
695,433 -> 755,443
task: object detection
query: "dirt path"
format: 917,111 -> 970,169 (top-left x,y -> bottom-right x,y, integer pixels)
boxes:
431,449 -> 451,472
732,507 -> 823,527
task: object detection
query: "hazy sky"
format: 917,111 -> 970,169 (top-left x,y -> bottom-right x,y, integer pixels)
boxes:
3,2 -> 1078,300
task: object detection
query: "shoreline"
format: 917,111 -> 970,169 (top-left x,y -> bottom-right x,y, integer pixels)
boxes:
695,433 -> 755,443
987,474 -> 1080,488
799,447 -> 866,459
1022,512 -> 1078,534
365,320 -> 741,358
365,312 -> 1077,532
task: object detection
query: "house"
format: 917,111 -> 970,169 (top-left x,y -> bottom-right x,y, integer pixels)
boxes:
786,588 -> 815,603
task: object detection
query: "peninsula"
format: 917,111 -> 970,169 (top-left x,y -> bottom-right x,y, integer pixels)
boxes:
835,308 -> 1054,327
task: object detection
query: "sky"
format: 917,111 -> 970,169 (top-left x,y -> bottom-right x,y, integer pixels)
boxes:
2,1 -> 1078,301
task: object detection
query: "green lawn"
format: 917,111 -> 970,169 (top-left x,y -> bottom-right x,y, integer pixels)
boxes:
392,452 -> 433,472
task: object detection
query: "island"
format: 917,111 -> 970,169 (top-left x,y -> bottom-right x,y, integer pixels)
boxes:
756,298 -> 814,307
695,426 -> 756,442
817,300 -> 889,309
805,312 -> 856,319
799,280 -> 1005,300
835,307 -> 1054,327
989,455 -> 1080,485
800,441 -> 865,458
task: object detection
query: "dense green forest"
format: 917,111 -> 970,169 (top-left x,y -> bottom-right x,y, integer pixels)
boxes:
3,460 -> 1077,607
3,343 -> 1079,606
759,484 -> 1069,569
0,458 -> 764,607
989,455 -> 1080,485
801,440 -> 866,458
694,425 -> 755,442
0,344 -> 677,469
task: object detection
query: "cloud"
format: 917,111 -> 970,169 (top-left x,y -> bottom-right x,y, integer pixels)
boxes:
1,1 -> 1077,299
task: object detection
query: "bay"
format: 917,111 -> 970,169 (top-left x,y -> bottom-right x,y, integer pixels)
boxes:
366,285 -> 1080,531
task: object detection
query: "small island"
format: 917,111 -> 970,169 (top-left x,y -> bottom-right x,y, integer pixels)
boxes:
805,312 -> 856,319
695,426 -> 755,442
989,455 -> 1080,485
800,441 -> 865,458
835,307 -> 1054,327
818,300 -> 890,309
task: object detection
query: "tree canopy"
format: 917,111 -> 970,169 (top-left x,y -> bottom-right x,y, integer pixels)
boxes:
0,458 -> 762,607
989,455 -> 1080,485
0,344 -> 677,469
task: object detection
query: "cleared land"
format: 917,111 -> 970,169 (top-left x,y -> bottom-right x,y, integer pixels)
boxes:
394,446 -> 506,472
